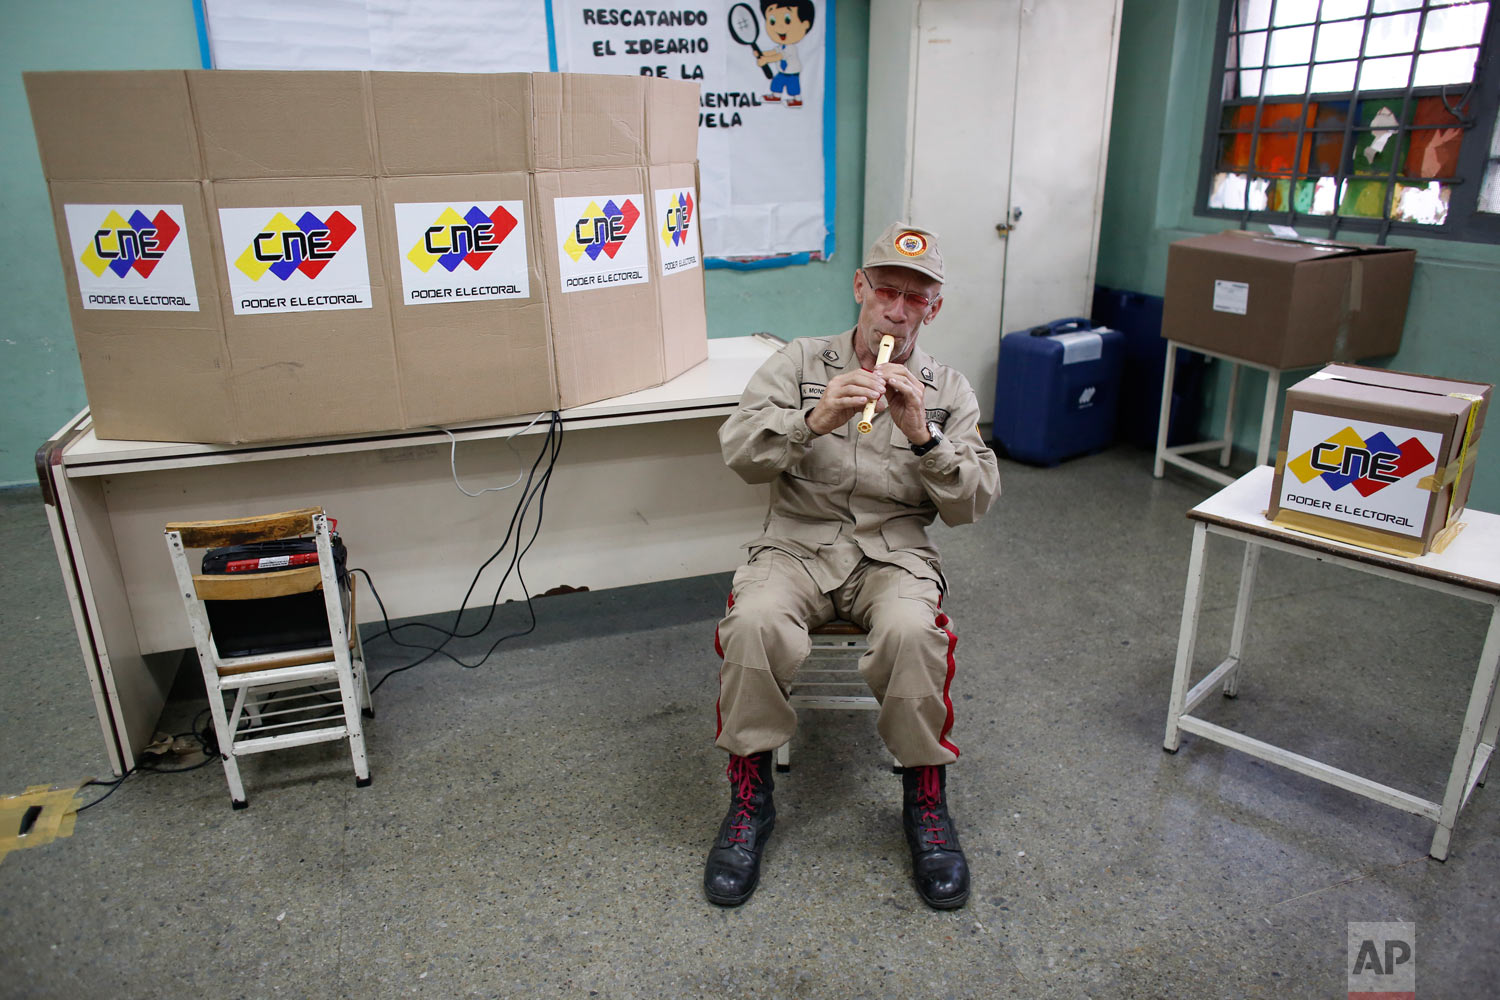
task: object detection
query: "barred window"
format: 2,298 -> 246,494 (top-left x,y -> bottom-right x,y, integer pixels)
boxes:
1200,0 -> 1500,243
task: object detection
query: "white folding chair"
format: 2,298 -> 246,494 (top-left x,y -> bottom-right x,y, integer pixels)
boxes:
776,620 -> 895,773
164,507 -> 371,809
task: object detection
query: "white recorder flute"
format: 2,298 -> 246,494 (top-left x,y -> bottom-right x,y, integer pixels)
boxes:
857,334 -> 896,433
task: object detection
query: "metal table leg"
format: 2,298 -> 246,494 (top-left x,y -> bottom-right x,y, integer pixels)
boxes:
1154,342 -> 1178,479
1222,541 -> 1262,698
1475,639 -> 1500,790
1430,601 -> 1500,860
1256,367 -> 1281,468
1220,363 -> 1241,468
1165,522 -> 1209,752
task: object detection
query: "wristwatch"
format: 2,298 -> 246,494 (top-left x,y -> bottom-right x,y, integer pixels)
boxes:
910,421 -> 944,456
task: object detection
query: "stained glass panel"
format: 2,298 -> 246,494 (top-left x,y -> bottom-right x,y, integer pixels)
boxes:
1349,101 -> 1408,176
1404,97 -> 1465,178
1207,0 -> 1493,236
1311,102 -> 1351,174
1339,179 -> 1390,216
1480,167 -> 1500,213
1480,104 -> 1500,214
1393,181 -> 1450,223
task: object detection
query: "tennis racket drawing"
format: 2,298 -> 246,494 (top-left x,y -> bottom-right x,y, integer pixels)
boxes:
728,2 -> 776,80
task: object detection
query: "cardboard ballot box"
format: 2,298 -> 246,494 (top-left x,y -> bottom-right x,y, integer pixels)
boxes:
24,70 -> 707,444
1162,230 -> 1415,369
1268,365 -> 1491,557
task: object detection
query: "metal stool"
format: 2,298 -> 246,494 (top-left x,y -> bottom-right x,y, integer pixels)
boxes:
776,619 -> 895,772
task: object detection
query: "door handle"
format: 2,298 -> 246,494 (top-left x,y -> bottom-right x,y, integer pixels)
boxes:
995,206 -> 1022,237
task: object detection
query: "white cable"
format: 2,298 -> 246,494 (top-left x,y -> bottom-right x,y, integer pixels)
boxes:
441,411 -> 550,498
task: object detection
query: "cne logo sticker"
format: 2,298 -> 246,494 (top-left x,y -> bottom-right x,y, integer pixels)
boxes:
394,201 -> 528,305
234,210 -> 356,282
655,187 -> 700,276
553,194 -> 649,293
895,231 -> 927,257
564,198 -> 640,261
218,206 -> 372,315
1279,411 -> 1443,538
1287,425 -> 1435,496
63,204 -> 198,311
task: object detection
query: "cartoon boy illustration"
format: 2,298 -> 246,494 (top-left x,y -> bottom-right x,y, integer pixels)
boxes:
757,1 -> 815,108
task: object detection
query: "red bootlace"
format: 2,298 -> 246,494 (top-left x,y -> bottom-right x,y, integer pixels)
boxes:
726,755 -> 761,845
916,766 -> 947,847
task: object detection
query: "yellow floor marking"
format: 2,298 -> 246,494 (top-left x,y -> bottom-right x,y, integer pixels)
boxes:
0,783 -> 85,864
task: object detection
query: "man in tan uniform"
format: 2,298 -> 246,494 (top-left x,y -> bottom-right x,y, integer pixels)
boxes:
705,222 -> 1001,909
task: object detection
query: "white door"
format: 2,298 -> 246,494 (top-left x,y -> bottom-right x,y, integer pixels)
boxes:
1001,0 -> 1123,342
865,0 -> 1123,421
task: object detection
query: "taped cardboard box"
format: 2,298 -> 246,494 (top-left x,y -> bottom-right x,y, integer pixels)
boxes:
1268,364 -> 1490,557
1162,230 -> 1415,369
25,68 -> 705,444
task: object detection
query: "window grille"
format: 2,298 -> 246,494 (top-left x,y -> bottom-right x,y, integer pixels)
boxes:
1199,0 -> 1500,243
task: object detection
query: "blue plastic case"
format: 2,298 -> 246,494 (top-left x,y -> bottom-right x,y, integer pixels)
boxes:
992,317 -> 1124,466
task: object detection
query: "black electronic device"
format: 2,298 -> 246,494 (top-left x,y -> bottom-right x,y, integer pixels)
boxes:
200,534 -> 349,657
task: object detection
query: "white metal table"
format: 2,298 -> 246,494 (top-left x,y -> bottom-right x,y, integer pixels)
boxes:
1163,466 -> 1500,860
1153,341 -> 1300,487
39,335 -> 778,775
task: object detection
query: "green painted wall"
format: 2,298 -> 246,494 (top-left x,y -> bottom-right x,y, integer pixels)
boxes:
0,1 -> 866,486
0,0 -> 203,484
1098,0 -> 1499,511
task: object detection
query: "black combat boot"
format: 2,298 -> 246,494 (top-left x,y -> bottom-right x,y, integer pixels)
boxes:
901,764 -> 970,909
703,751 -> 776,906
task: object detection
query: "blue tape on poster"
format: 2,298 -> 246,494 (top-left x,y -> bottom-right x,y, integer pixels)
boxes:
193,0 -> 213,68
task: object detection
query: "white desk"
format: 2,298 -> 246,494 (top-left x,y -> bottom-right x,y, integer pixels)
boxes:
1163,466 -> 1500,860
1154,341 -> 1298,487
39,335 -> 778,775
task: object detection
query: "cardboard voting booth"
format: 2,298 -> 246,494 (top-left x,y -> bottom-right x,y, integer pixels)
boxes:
25,69 -> 707,443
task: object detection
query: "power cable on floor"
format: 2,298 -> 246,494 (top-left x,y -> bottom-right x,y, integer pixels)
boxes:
359,409 -> 564,692
74,708 -> 220,813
